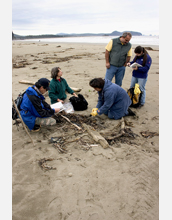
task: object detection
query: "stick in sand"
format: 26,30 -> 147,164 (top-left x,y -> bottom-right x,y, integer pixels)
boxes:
60,115 -> 82,130
12,97 -> 35,147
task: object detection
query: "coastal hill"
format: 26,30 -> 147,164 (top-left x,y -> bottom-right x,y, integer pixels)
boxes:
12,31 -> 142,40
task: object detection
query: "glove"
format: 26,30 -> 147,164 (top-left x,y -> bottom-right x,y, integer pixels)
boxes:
90,108 -> 98,116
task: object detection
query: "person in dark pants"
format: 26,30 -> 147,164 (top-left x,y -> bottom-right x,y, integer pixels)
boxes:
105,32 -> 132,86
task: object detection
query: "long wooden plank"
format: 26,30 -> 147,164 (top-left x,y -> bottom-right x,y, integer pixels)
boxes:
19,80 -> 81,92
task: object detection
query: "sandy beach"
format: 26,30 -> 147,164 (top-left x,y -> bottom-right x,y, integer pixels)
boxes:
12,41 -> 159,220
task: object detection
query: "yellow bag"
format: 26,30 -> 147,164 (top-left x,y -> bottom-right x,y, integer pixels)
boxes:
127,84 -> 142,108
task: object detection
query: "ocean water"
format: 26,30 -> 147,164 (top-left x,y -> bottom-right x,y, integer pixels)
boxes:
24,35 -> 159,46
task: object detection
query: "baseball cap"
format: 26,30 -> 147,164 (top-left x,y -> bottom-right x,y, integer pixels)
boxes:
37,78 -> 50,90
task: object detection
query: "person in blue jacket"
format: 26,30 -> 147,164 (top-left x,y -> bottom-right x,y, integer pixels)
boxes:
127,46 -> 152,107
20,78 -> 61,131
89,78 -> 134,119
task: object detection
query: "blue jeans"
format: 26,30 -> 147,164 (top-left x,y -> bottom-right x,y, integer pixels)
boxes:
130,76 -> 148,105
105,65 -> 125,86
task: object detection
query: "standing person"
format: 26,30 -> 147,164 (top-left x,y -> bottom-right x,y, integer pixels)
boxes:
105,32 -> 132,86
20,78 -> 61,131
89,78 -> 134,119
49,67 -> 78,104
127,46 -> 152,107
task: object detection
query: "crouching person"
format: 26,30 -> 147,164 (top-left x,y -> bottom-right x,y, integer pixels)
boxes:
89,78 -> 133,119
20,78 -> 60,131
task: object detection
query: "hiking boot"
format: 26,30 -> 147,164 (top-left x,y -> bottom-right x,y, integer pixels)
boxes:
32,124 -> 40,132
138,104 -> 144,109
127,108 -> 136,116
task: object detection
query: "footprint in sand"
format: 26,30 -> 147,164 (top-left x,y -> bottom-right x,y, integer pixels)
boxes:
48,196 -> 62,220
78,205 -> 105,220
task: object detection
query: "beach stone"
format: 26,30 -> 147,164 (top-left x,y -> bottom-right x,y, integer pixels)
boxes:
68,173 -> 73,177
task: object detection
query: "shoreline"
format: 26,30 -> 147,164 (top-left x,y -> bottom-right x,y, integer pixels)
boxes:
12,40 -> 159,50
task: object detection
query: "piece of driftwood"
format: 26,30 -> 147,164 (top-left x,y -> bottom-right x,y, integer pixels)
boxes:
61,115 -> 82,130
70,87 -> 81,92
38,158 -> 56,171
18,80 -> 81,92
53,143 -> 67,153
140,131 -> 159,138
12,97 -> 35,147
102,117 -> 137,141
82,123 -> 109,149
19,80 -> 35,85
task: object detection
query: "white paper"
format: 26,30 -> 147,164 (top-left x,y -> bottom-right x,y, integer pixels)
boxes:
50,102 -> 65,112
50,101 -> 74,113
130,62 -> 142,68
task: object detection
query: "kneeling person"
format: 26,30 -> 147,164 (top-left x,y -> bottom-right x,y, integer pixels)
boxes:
20,78 -> 60,131
89,78 -> 132,119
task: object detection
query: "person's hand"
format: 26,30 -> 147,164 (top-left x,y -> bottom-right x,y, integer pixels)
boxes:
54,108 -> 61,113
126,62 -> 131,67
57,99 -> 64,103
73,93 -> 78,97
106,62 -> 110,69
132,66 -> 138,70
90,108 -> 98,116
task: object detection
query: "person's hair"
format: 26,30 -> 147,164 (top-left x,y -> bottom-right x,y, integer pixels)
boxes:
51,67 -> 60,79
89,78 -> 105,89
35,82 -> 47,90
35,82 -> 42,89
133,46 -> 149,66
122,32 -> 132,38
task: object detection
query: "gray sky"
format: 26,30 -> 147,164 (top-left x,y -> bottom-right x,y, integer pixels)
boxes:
12,0 -> 159,36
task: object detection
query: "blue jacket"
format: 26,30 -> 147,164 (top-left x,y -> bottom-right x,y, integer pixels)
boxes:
130,54 -> 152,78
20,86 -> 55,130
96,80 -> 131,119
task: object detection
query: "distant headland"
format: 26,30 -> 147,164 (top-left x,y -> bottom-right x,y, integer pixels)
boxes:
12,31 -> 142,40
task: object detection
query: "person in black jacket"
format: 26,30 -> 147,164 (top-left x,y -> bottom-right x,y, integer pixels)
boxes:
20,78 -> 61,131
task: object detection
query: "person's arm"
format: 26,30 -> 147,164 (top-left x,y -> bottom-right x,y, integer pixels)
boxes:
134,56 -> 152,72
124,47 -> 132,66
48,83 -> 60,102
105,40 -> 112,69
105,50 -> 110,69
29,95 -> 55,118
124,56 -> 131,66
96,92 -> 104,109
98,91 -> 117,115
64,79 -> 74,94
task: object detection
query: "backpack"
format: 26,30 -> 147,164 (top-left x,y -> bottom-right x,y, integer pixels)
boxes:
12,91 -> 26,120
127,87 -> 142,108
69,94 -> 88,111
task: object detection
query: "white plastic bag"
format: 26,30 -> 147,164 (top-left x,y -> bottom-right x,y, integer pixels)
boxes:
63,102 -> 74,113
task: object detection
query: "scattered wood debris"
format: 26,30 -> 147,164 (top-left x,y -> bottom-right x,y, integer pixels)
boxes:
38,158 -> 56,171
13,60 -> 33,68
140,131 -> 159,138
101,118 -> 139,145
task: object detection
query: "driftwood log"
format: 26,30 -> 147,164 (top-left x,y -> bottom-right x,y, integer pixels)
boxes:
12,97 -> 35,147
82,123 -> 109,149
106,117 -> 125,140
19,80 -> 82,92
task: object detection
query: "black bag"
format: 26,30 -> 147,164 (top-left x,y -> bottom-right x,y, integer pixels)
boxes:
69,94 -> 88,111
12,91 -> 26,120
127,87 -> 142,108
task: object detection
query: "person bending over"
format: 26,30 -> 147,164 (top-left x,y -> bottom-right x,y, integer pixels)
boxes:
89,78 -> 133,119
